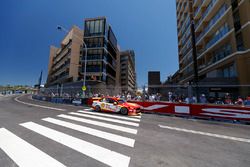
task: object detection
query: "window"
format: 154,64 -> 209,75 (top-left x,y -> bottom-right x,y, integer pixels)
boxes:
101,98 -> 107,103
99,20 -> 104,33
223,68 -> 229,78
217,64 -> 237,78
90,21 -> 95,34
94,20 -> 99,33
212,44 -> 232,63
106,98 -> 115,104
84,19 -> 105,36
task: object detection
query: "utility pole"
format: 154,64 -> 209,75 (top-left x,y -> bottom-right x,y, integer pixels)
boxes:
189,0 -> 199,102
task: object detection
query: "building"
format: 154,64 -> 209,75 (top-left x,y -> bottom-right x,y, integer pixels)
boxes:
120,50 -> 137,94
148,71 -> 161,94
46,17 -> 135,96
176,0 -> 250,96
83,17 -> 120,94
46,26 -> 83,86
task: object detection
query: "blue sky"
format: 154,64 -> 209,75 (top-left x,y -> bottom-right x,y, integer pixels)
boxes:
0,0 -> 178,87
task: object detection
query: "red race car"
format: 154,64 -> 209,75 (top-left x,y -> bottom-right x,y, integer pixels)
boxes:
92,97 -> 141,116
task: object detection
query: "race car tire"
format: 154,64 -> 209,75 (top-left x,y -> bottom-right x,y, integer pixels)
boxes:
95,105 -> 101,112
120,107 -> 128,115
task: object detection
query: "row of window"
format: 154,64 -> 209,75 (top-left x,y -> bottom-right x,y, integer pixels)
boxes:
85,19 -> 105,36
85,37 -> 106,48
206,23 -> 230,49
195,0 -> 218,29
196,4 -> 228,43
212,44 -> 232,63
205,59 -> 237,78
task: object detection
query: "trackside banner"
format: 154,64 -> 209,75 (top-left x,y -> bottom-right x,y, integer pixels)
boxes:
128,101 -> 250,122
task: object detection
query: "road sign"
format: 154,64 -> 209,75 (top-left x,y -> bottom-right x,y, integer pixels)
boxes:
82,86 -> 86,91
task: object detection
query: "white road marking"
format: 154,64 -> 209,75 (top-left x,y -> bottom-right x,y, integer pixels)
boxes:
20,122 -> 130,167
159,125 -> 250,143
130,115 -> 141,119
78,110 -> 141,122
84,108 -> 93,111
58,114 -> 137,134
0,128 -> 66,167
69,112 -> 139,127
15,96 -> 66,111
43,117 -> 135,147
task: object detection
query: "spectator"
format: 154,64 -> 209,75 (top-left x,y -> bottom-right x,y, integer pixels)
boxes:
200,94 -> 207,103
215,97 -> 224,105
236,96 -> 243,105
244,96 -> 250,106
224,93 -> 232,104
192,96 -> 197,103
136,95 -> 142,101
127,93 -> 131,101
168,92 -> 173,102
185,96 -> 192,104
156,93 -> 161,101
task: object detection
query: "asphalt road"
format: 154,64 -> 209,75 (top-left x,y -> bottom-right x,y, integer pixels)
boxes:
0,94 -> 250,167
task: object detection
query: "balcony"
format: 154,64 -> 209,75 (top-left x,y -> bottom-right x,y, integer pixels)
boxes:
194,0 -> 205,17
195,0 -> 219,30
196,4 -> 228,44
205,24 -> 230,50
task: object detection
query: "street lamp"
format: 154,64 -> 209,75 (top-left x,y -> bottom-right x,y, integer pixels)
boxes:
57,25 -> 88,98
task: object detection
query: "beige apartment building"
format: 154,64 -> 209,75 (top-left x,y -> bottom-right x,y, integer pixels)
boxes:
46,26 -> 83,86
176,0 -> 250,96
120,50 -> 137,93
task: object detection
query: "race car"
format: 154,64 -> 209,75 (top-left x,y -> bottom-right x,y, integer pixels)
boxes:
92,97 -> 141,116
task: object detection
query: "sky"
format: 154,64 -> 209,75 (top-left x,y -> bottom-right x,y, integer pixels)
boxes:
0,0 -> 178,87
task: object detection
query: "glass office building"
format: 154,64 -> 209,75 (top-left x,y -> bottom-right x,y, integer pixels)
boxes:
82,17 -> 120,87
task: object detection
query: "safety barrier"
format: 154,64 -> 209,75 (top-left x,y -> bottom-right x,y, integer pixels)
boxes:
128,101 -> 250,122
32,95 -> 89,105
32,95 -> 250,122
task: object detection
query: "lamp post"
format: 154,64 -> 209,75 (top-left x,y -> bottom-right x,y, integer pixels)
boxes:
57,25 -> 88,98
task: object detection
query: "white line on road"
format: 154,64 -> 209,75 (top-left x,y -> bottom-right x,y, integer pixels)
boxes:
159,124 -> 250,143
57,114 -> 138,134
14,96 -> 66,111
43,117 -> 135,147
84,108 -> 93,111
0,128 -> 66,167
69,112 -> 139,127
78,110 -> 141,122
130,115 -> 141,119
20,122 -> 130,167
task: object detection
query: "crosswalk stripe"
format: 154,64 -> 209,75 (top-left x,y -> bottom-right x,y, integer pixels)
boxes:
0,128 -> 66,167
78,110 -> 141,122
58,114 -> 138,134
20,122 -> 130,167
43,117 -> 135,147
69,112 -> 139,127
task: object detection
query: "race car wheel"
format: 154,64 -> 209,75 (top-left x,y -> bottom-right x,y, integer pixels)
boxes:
95,105 -> 101,112
120,107 -> 128,115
